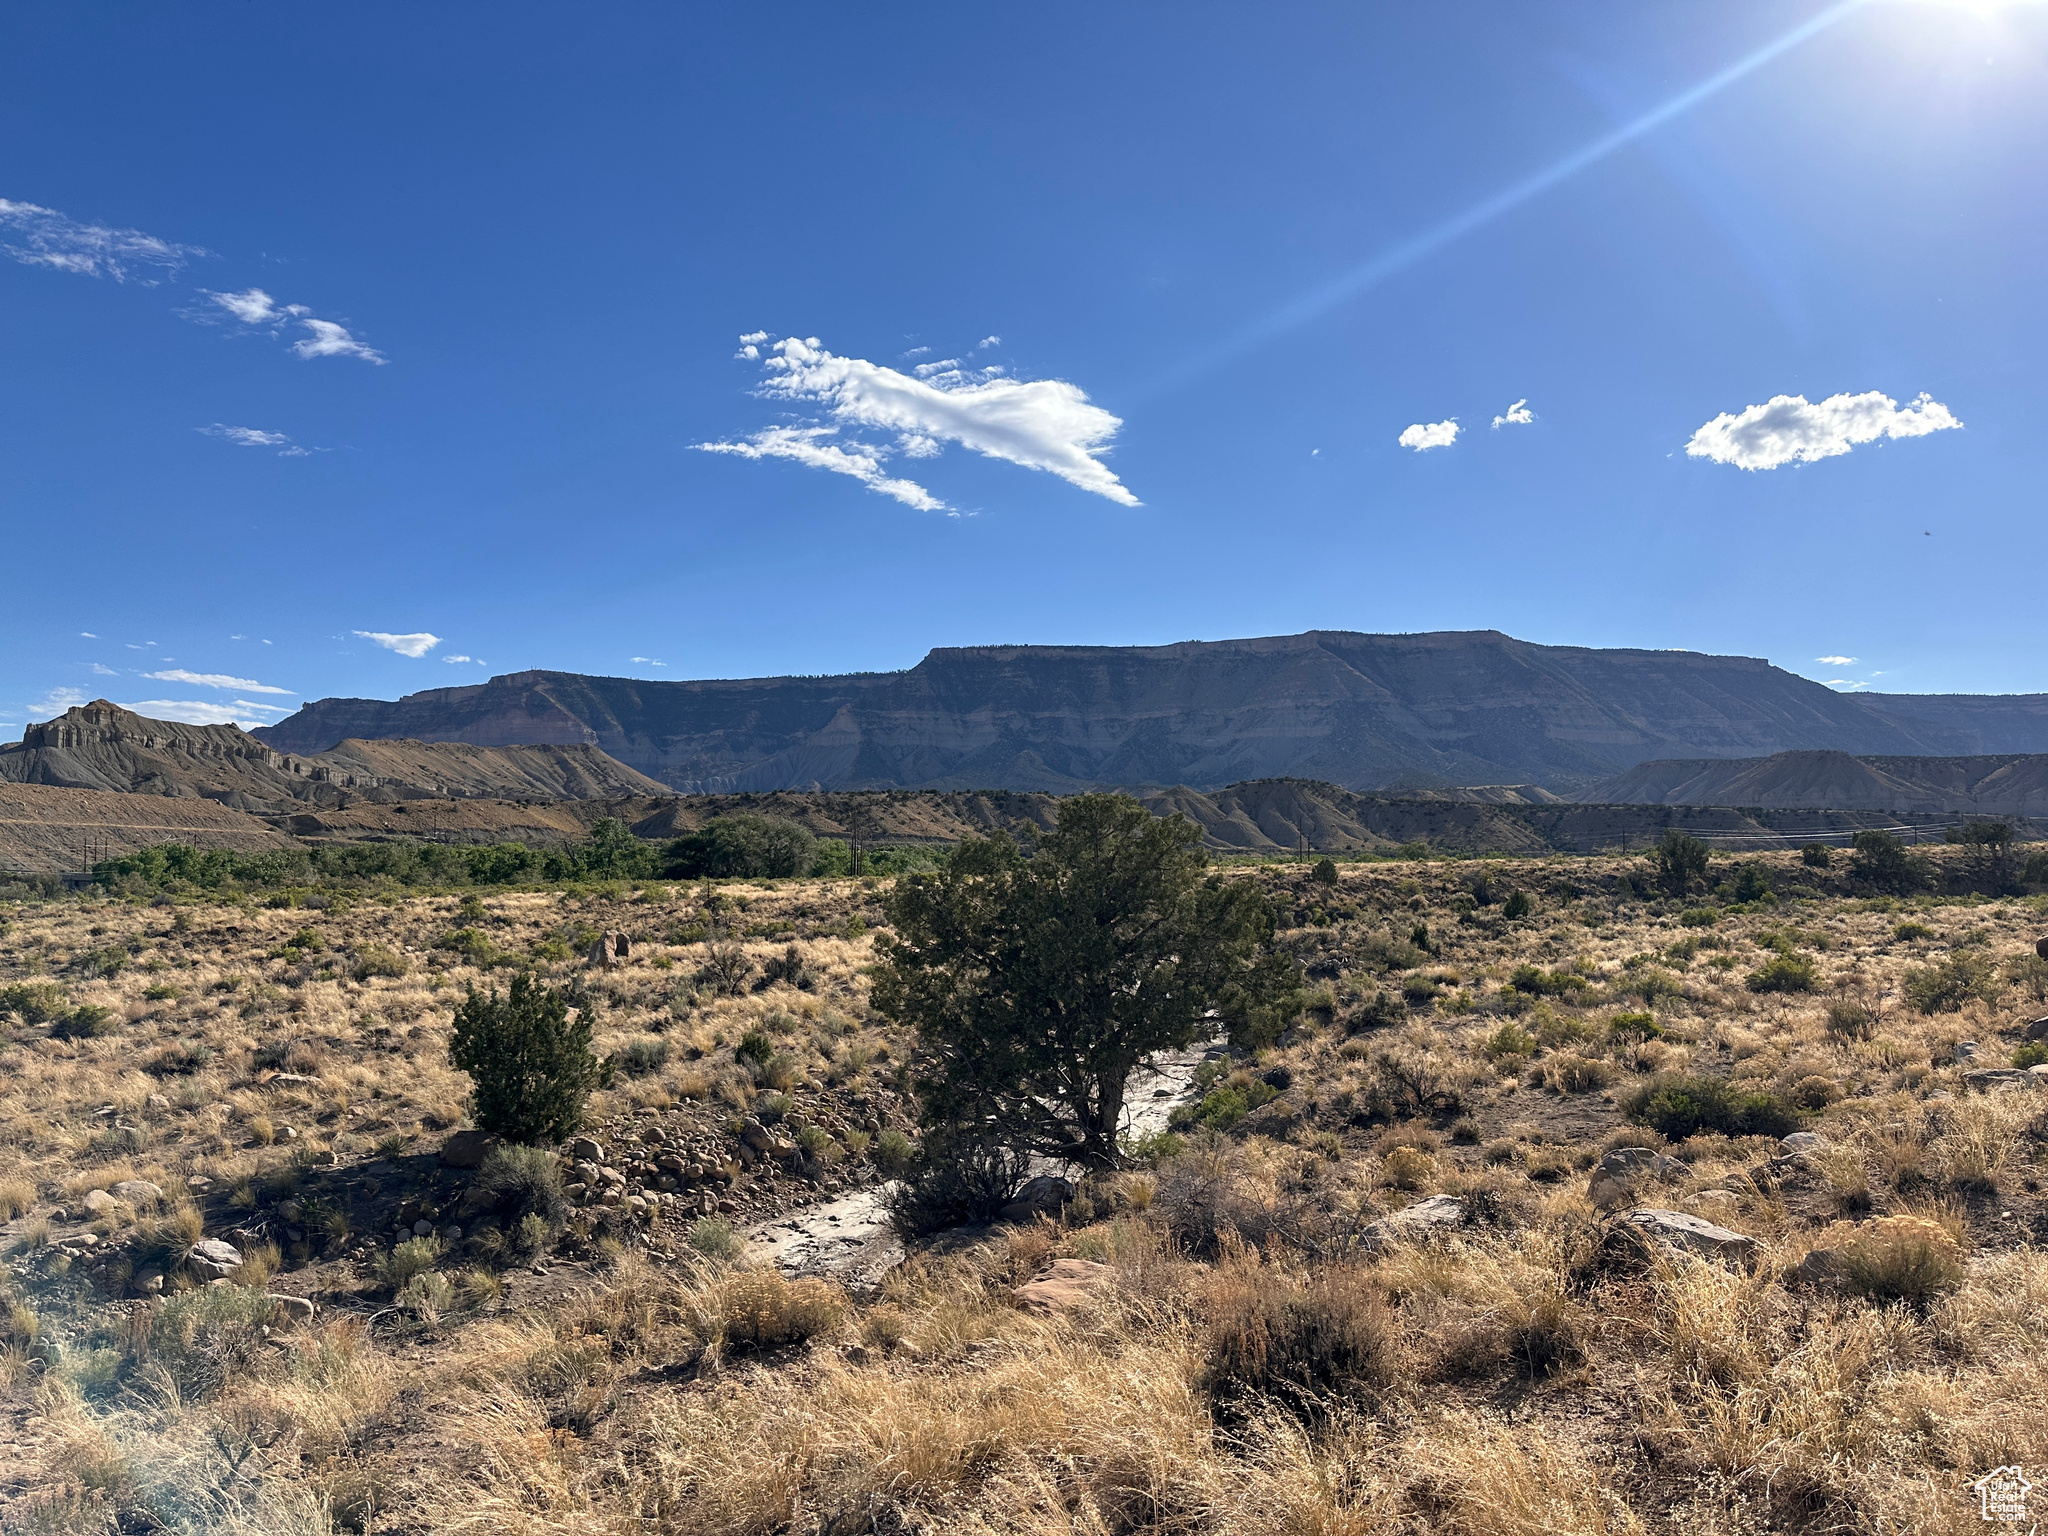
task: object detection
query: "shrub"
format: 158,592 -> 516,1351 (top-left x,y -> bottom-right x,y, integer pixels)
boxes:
438,927 -> 504,967
1790,1073 -> 1842,1109
147,1040 -> 215,1076
1903,952 -> 2001,1015
1851,830 -> 1925,893
1607,1010 -> 1661,1042
448,973 -> 609,1144
1801,843 -> 1834,868
0,982 -> 65,1024
1200,1261 -> 1401,1406
352,944 -> 411,981
620,1037 -> 670,1077
1482,1021 -> 1534,1060
2025,850 -> 2048,886
1536,1053 -> 1611,1094
735,1029 -> 773,1069
1833,1216 -> 1964,1304
688,1216 -> 743,1263
886,1128 -> 1030,1237
872,1128 -> 914,1176
1502,889 -> 1532,919
1654,830 -> 1711,895
696,942 -> 755,997
474,1143 -> 569,1237
2015,1042 -> 2048,1069
1623,1073 -> 1798,1140
377,1236 -> 445,1291
753,1091 -> 791,1124
146,1283 -> 276,1400
758,944 -> 815,991
662,815 -> 817,880
49,1005 -> 117,1040
1824,997 -> 1877,1040
1311,857 -> 1339,887
713,1271 -> 843,1351
1892,921 -> 1935,942
1621,967 -> 1685,1004
1746,953 -> 1819,994
1678,907 -> 1718,928
1381,1146 -> 1434,1189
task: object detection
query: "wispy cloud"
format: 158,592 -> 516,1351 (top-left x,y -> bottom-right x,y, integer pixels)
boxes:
977,335 -> 1001,349
0,198 -> 204,282
631,656 -> 667,667
89,663 -> 117,676
442,654 -> 485,666
80,632 -> 97,639
355,631 -> 441,658
28,687 -> 88,716
1398,418 -> 1459,451
197,286 -> 387,364
119,698 -> 291,727
1491,398 -> 1533,429
1686,390 -> 1960,470
1815,655 -> 1857,666
197,422 -> 315,456
142,669 -> 292,695
697,334 -> 1138,510
699,426 -> 947,511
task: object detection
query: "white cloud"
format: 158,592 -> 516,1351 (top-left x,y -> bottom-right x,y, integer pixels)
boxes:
1824,679 -> 1870,691
0,198 -> 204,282
80,631 -> 97,639
29,687 -> 88,715
88,663 -> 117,676
698,426 -> 948,511
143,669 -> 292,694
118,698 -> 289,727
1398,418 -> 1459,451
738,331 -> 768,345
198,423 -> 312,456
699,334 -> 1139,508
1686,390 -> 1961,470
1491,398 -> 1534,429
294,318 -> 385,364
631,656 -> 667,667
977,335 -> 1001,349
199,286 -> 386,364
355,631 -> 441,658
1815,655 -> 1858,666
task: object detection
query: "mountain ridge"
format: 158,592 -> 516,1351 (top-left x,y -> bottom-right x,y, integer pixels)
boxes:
253,629 -> 2041,794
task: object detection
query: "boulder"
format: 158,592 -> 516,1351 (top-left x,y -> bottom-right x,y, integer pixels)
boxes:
1779,1132 -> 1829,1154
1964,1069 -> 2034,1095
588,932 -> 630,968
82,1189 -> 120,1216
267,1294 -> 315,1326
1359,1194 -> 1466,1254
111,1180 -> 163,1204
1954,1041 -> 1983,1065
2024,1015 -> 2048,1043
565,1136 -> 608,1164
1681,1189 -> 1739,1214
439,1129 -> 503,1169
186,1238 -> 244,1281
740,1119 -> 777,1153
134,1270 -> 165,1295
997,1174 -> 1077,1223
1618,1208 -> 1761,1269
1014,1258 -> 1113,1315
1585,1147 -> 1687,1210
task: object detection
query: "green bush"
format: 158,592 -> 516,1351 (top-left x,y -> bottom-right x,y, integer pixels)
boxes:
1311,857 -> 1339,887
872,1128 -> 914,1176
1654,830 -> 1711,895
1851,831 -> 1926,894
0,982 -> 65,1024
1623,1074 -> 1797,1140
448,973 -> 609,1144
49,1005 -> 118,1040
352,944 -> 411,981
885,1127 -> 1031,1237
1502,889 -> 1532,919
1507,964 -> 1585,998
147,1283 -> 276,1400
376,1235 -> 445,1291
1800,843 -> 1834,868
438,927 -> 505,967
1482,1021 -> 1534,1060
1823,998 -> 1877,1040
736,1030 -> 773,1068
2012,1042 -> 2048,1069
1903,952 -> 2002,1015
475,1144 -> 569,1237
662,814 -> 817,879
1607,1010 -> 1662,1042
688,1216 -> 743,1263
1892,921 -> 1934,942
1678,907 -> 1718,928
1746,953 -> 1819,994
620,1037 -> 670,1077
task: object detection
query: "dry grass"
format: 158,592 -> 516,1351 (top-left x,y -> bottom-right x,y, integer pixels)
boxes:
3,848 -> 2047,1531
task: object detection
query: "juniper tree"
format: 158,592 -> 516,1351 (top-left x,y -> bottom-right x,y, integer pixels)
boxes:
449,973 -> 609,1144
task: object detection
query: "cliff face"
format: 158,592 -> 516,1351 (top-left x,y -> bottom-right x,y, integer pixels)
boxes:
0,703 -> 669,812
253,629 -> 2026,795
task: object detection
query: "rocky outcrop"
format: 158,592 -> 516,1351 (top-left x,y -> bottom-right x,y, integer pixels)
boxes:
255,629 -> 2022,795
0,702 -> 667,813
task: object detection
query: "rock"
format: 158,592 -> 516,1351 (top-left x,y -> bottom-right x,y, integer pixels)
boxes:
1779,1132 -> 1829,1154
279,1126 -> 298,1141
588,931 -> 630,968
1585,1147 -> 1686,1210
566,1136 -> 607,1164
59,1231 -> 100,1249
1359,1194 -> 1466,1254
996,1174 -> 1077,1223
439,1129 -> 503,1169
412,1219 -> 434,1238
268,1294 -> 315,1326
112,1179 -> 164,1204
186,1238 -> 244,1280
135,1270 -> 165,1295
2024,1015 -> 2048,1043
2030,1064 -> 2048,1082
145,1093 -> 170,1111
443,1225 -> 462,1243
715,1198 -> 738,1215
82,1189 -> 120,1215
1954,1041 -> 1983,1064
1788,1247 -> 1842,1287
1015,1258 -> 1113,1315
1964,1069 -> 2034,1094
1618,1208 -> 1761,1269
1682,1189 -> 1739,1213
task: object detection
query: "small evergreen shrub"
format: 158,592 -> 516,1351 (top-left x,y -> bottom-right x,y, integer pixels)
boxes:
448,973 -> 608,1144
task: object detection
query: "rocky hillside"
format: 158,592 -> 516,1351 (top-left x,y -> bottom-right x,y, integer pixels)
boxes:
1586,749 -> 2048,815
0,702 -> 668,813
0,782 -> 288,877
254,629 -> 2035,794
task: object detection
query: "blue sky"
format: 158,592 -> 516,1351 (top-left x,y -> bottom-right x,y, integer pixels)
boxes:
6,1 -> 2046,738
